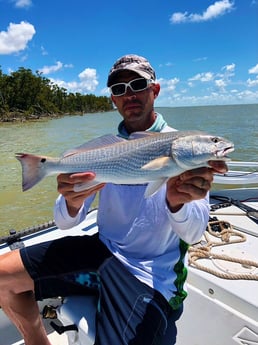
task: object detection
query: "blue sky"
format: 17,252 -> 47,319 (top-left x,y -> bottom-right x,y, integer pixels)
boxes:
1,0 -> 258,107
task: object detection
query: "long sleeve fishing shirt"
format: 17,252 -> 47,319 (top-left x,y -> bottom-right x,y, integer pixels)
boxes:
54,113 -> 210,309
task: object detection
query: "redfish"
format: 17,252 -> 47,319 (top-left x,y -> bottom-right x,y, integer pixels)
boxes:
16,131 -> 234,197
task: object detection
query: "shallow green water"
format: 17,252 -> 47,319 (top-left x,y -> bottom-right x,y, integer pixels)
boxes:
0,104 -> 257,236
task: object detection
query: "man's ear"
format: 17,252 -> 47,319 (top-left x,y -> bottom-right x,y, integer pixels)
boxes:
111,95 -> 117,105
153,83 -> 160,99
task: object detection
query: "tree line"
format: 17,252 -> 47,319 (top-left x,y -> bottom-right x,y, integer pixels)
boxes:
0,67 -> 114,122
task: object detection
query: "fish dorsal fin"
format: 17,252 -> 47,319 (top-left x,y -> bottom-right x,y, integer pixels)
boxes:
128,131 -> 159,140
141,157 -> 173,170
62,134 -> 126,157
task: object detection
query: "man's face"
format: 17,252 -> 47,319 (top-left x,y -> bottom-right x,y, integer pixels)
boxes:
110,71 -> 160,132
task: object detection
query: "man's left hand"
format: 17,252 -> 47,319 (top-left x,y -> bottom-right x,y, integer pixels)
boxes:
166,161 -> 228,212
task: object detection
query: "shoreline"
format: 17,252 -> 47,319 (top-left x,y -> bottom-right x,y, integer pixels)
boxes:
0,109 -> 114,123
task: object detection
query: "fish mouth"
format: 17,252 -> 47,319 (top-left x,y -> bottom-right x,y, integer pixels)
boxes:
216,145 -> 234,159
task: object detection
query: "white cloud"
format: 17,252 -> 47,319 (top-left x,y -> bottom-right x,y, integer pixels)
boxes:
153,60 -> 258,106
78,68 -> 99,92
215,78 -> 227,89
171,12 -> 188,24
247,76 -> 258,87
64,63 -> 74,69
0,21 -> 35,54
188,64 -> 235,93
51,68 -> 99,94
20,54 -> 28,62
41,46 -> 48,56
14,0 -> 32,8
235,89 -> 258,102
158,77 -> 180,93
222,63 -> 235,73
38,61 -> 73,75
170,0 -> 234,24
189,72 -> 214,82
156,87 -> 258,107
220,63 -> 235,82
166,78 -> 180,90
39,61 -> 63,74
78,68 -> 96,81
193,57 -> 208,62
158,62 -> 174,68
249,64 -> 258,74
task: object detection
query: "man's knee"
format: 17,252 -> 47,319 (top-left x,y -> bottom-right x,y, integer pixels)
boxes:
0,250 -> 33,294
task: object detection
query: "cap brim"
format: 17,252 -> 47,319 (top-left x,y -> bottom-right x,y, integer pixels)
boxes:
107,68 -> 152,87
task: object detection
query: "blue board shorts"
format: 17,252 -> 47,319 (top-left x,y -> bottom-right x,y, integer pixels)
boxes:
20,233 -> 183,345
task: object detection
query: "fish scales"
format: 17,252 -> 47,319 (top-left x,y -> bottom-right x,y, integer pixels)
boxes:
59,134 -> 173,178
15,130 -> 234,196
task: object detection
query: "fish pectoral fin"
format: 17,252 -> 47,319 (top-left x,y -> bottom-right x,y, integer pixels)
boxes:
73,180 -> 103,192
144,179 -> 168,198
141,157 -> 172,171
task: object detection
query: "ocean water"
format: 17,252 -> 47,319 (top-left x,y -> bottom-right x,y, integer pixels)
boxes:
0,104 -> 257,236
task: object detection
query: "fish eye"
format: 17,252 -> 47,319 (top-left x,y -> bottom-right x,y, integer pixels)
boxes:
212,137 -> 220,143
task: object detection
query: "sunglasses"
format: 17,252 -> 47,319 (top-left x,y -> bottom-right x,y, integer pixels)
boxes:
110,78 -> 154,96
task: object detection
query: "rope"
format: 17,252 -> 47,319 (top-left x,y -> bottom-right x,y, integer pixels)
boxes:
188,219 -> 258,280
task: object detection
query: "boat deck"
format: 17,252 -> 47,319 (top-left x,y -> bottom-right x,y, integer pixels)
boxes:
177,188 -> 258,345
1,189 -> 257,345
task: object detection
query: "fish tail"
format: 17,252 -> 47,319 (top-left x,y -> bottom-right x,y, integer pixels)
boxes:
15,153 -> 49,191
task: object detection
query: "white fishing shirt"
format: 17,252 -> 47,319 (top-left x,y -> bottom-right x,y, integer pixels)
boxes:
54,114 -> 210,308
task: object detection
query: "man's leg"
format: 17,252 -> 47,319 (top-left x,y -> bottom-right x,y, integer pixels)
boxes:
0,250 -> 51,345
95,257 -> 173,345
0,234 -> 111,345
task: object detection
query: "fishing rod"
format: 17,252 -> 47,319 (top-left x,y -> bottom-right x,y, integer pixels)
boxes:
210,195 -> 258,224
228,161 -> 258,168
213,160 -> 258,184
213,171 -> 258,184
0,220 -> 56,245
0,208 -> 97,246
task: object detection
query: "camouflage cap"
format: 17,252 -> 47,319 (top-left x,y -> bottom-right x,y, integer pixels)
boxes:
107,54 -> 156,87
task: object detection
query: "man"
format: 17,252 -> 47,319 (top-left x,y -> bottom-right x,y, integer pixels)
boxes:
0,54 -> 227,345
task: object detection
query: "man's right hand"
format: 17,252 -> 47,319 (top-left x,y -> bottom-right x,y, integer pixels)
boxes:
57,172 -> 105,217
